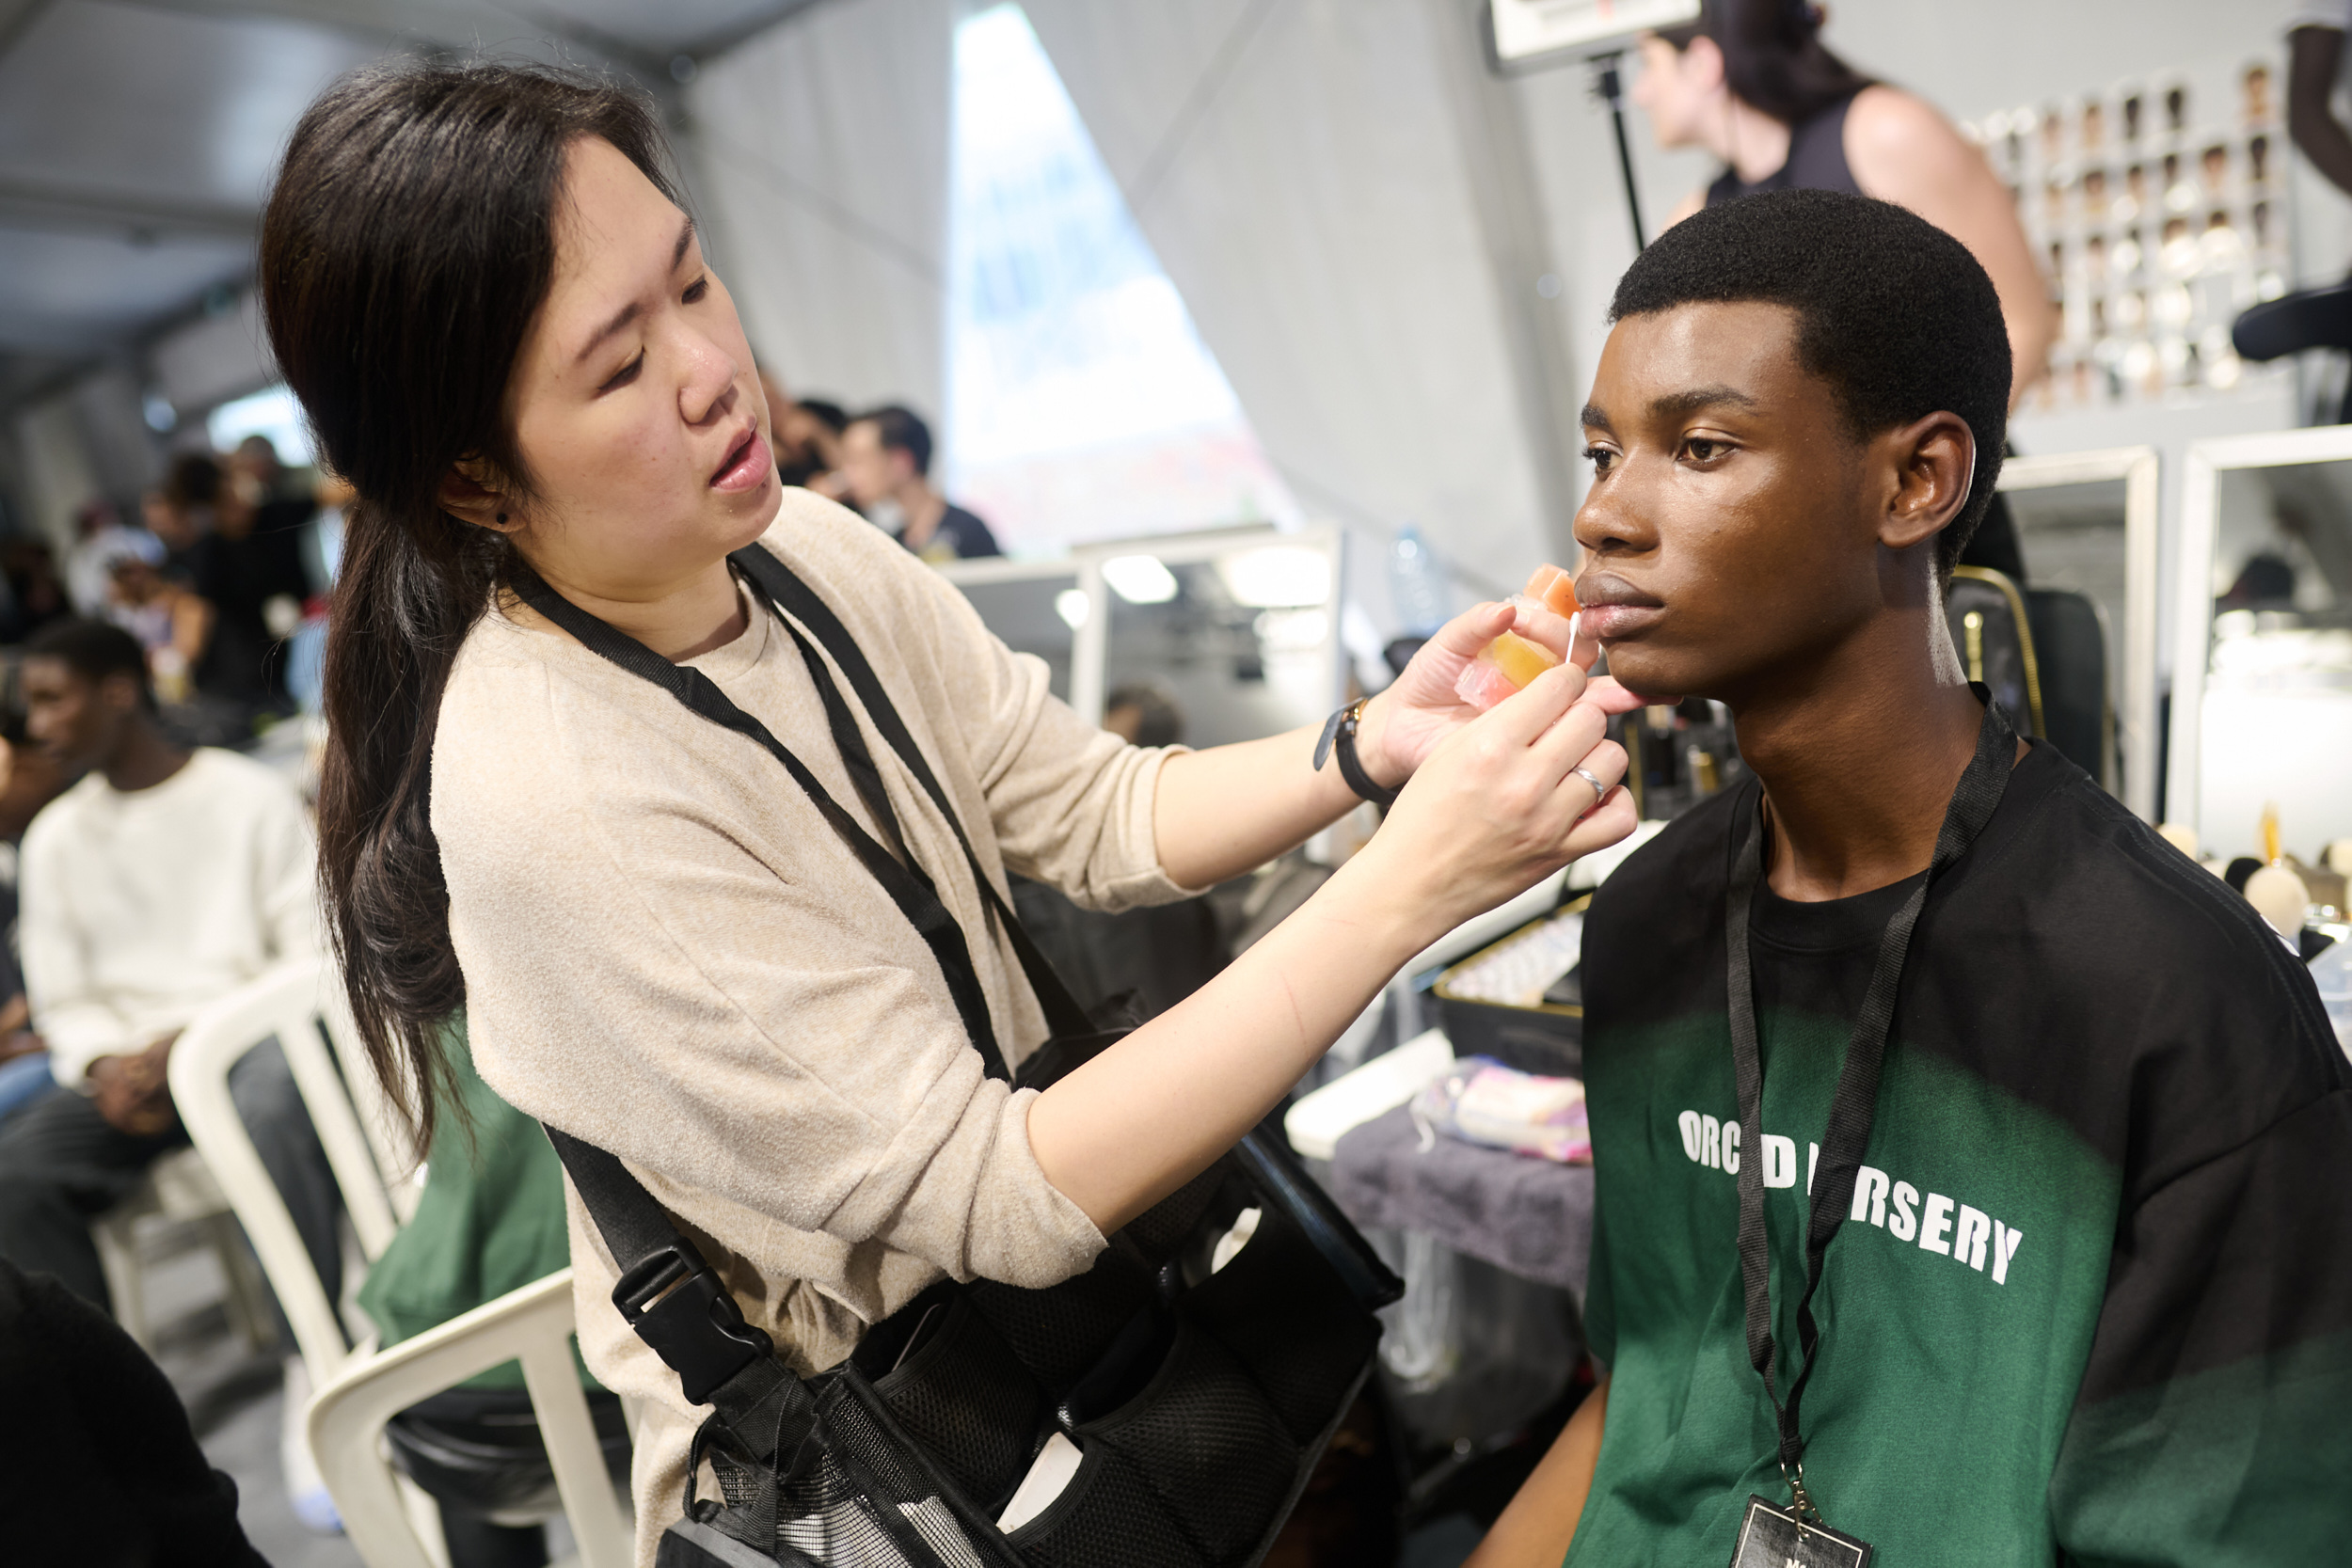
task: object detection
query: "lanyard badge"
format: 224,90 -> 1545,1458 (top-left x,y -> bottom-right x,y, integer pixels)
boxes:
1721,691 -> 2015,1568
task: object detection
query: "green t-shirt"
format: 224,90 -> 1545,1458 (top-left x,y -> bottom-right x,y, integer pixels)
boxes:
356,1023 -> 591,1391
1570,745 -> 2352,1566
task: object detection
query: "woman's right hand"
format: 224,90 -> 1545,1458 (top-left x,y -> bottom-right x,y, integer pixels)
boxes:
1347,659 -> 1642,950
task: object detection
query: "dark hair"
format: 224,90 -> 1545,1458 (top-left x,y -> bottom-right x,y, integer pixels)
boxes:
1104,682 -> 1185,749
1609,189 -> 2009,575
1657,0 -> 1873,127
24,618 -> 153,708
164,451 -> 223,511
796,397 -> 850,435
260,62 -> 678,1150
858,404 -> 934,477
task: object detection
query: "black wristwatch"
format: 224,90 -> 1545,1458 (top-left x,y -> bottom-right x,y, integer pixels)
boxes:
1313,697 -> 1399,811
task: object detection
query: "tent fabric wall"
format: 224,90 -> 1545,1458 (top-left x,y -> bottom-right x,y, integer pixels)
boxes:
688,0 -> 957,420
1009,0 -> 1575,611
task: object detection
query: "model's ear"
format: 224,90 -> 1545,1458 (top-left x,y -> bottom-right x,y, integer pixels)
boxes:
437,457 -> 520,533
1878,411 -> 1976,555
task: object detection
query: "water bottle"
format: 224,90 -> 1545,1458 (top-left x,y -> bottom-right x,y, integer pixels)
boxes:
1388,525 -> 1451,636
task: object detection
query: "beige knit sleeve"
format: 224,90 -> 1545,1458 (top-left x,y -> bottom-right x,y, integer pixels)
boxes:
891,555 -> 1196,914
435,655 -> 1105,1297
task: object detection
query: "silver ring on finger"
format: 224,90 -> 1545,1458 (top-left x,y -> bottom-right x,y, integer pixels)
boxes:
1573,766 -> 1607,798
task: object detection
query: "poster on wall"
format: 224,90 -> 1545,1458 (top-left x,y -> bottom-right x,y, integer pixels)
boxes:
1489,0 -> 1701,66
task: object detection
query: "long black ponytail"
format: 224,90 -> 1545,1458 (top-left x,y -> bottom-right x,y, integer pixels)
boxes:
1659,0 -> 1874,128
260,63 -> 680,1151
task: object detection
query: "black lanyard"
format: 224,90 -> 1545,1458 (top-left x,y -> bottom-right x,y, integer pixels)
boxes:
1725,689 -> 2015,1521
506,546 -> 1096,1085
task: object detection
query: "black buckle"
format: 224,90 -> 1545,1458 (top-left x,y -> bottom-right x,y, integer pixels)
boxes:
613,1243 -> 774,1406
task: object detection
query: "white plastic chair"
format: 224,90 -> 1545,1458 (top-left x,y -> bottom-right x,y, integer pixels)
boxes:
91,1146 -> 275,1354
166,957 -> 416,1386
170,959 -> 630,1566
307,1269 -> 633,1568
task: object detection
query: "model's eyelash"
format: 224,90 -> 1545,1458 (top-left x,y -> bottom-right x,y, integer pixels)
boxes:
684,276 -> 709,304
600,353 -> 644,393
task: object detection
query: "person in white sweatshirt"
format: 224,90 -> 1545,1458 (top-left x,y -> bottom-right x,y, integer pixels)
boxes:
0,618 -> 337,1322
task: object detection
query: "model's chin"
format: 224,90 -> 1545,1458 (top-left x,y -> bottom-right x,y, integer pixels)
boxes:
1595,641 -> 1702,705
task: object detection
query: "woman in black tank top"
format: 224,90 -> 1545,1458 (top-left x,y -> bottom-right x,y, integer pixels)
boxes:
1626,0 -> 2052,579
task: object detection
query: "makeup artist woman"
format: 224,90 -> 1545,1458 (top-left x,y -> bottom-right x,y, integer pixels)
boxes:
262,64 -> 1638,1558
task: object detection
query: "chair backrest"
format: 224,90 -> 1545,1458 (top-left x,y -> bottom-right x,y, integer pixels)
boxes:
2025,587 -> 2115,789
167,958 -> 420,1383
1946,566 -> 2044,739
308,1269 -> 633,1568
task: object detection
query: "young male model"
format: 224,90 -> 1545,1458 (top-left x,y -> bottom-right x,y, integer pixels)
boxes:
1470,190 -> 2351,1566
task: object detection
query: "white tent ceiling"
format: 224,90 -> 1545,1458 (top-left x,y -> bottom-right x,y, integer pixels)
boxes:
0,0 -> 822,412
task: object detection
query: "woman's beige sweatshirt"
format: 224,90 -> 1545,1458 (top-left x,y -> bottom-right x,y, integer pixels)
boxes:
432,491 -> 1188,1561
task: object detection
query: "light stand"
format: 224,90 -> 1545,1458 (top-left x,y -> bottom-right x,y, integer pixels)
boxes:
1587,49 -> 1648,251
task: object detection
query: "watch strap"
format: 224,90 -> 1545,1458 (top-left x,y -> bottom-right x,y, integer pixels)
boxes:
1314,698 -> 1399,811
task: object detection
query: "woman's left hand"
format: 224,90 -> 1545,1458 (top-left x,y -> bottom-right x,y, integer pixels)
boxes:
1359,599 -> 1623,786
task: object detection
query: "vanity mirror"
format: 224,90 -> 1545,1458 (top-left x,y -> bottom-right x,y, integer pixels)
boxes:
2172,428 -> 2352,862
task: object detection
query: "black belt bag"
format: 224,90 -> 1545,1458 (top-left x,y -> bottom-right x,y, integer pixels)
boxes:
516,543 -> 1402,1568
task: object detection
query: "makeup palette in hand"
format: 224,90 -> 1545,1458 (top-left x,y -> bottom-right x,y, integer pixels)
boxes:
1454,564 -> 1581,711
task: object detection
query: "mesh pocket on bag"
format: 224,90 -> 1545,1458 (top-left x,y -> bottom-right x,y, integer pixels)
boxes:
705,1383 -> 1005,1568
872,1291 -> 1050,1513
1078,1321 -> 1299,1566
1118,1158 -> 1234,1266
1004,1440 -> 1210,1568
1178,1202 -> 1377,1447
967,1238 -> 1158,1394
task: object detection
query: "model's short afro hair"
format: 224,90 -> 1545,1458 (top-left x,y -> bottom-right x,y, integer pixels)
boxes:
1610,189 -> 2010,576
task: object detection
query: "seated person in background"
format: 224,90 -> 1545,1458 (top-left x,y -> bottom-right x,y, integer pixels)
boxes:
1470,190 -> 2352,1567
0,732 -> 70,1128
358,1020 -> 629,1568
838,404 -> 1005,562
757,368 -> 852,495
64,499 -> 164,620
104,554 -> 214,705
0,619 -> 341,1329
1103,681 -> 1185,749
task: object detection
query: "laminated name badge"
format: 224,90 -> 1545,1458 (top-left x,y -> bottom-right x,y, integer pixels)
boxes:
1728,1496 -> 1873,1568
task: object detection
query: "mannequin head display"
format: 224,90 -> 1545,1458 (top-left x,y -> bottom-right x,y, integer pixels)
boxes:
2244,62 -> 2273,126
2081,166 -> 2109,224
1573,190 -> 2008,711
259,62 -> 773,1146
1630,0 -> 1872,165
2202,144 -> 2229,196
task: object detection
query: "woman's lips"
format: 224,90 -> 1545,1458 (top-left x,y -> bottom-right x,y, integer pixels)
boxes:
711,429 -> 771,492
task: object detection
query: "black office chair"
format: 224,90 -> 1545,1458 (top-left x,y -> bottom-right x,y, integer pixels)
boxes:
2233,281 -> 2352,424
1944,566 -> 2115,789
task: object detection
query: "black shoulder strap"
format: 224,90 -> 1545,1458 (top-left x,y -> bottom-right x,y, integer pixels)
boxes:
730,544 -> 1094,1040
542,1124 -> 809,1449
506,562 -> 1017,1082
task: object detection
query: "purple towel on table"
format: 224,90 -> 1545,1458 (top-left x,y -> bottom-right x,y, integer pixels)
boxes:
1327,1102 -> 1596,1293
